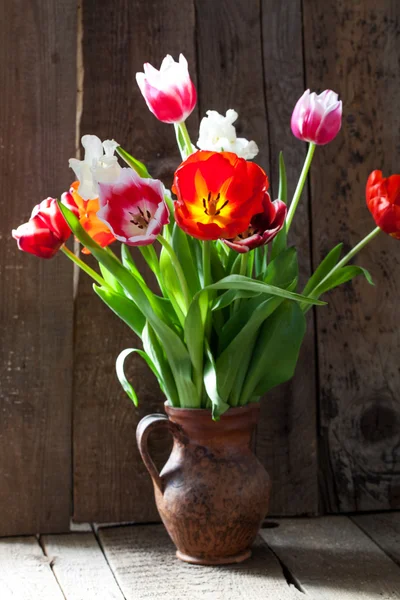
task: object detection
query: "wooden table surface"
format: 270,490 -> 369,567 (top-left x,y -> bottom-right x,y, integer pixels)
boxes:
0,514 -> 399,599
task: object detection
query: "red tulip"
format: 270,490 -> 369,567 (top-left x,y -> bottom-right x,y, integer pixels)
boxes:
366,170 -> 400,239
224,193 -> 286,253
136,54 -> 197,124
172,150 -> 268,241
97,168 -> 169,246
291,89 -> 342,145
12,196 -> 78,259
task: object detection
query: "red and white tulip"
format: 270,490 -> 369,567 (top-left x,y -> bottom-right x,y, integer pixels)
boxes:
291,89 -> 342,145
12,196 -> 78,259
136,54 -> 197,124
97,168 -> 169,246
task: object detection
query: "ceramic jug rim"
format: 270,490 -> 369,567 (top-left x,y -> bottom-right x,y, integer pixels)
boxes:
164,403 -> 261,433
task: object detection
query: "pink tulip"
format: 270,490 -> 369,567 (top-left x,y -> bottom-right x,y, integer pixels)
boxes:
291,89 -> 342,145
97,168 -> 169,246
12,196 -> 78,259
136,54 -> 197,124
224,194 -> 287,253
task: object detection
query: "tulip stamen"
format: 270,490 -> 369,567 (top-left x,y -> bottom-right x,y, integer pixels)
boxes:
129,208 -> 150,230
203,192 -> 229,217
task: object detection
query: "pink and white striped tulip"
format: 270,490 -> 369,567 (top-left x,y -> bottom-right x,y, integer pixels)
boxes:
291,89 -> 342,145
97,168 -> 169,246
136,54 -> 197,124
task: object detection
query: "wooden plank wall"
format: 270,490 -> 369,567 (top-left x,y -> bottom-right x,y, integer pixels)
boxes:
304,0 -> 400,512
73,0 -> 198,522
0,0 -> 76,535
0,0 -> 399,535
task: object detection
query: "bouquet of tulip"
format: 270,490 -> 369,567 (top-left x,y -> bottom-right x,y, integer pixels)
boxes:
12,54 -> 400,420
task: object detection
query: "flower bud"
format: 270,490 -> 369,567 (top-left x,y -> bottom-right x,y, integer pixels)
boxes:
12,196 -> 77,259
291,89 -> 342,145
136,54 -> 196,124
366,170 -> 400,239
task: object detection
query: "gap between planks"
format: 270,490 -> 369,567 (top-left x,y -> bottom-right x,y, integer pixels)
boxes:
260,516 -> 400,599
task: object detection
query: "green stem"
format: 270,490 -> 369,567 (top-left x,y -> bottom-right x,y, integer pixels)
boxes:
233,253 -> 249,313
157,234 -> 191,310
304,226 -> 381,312
286,142 -> 316,232
174,121 -> 193,160
202,241 -> 212,287
61,245 -> 108,287
327,226 -> 381,274
240,253 -> 249,276
179,121 -> 193,157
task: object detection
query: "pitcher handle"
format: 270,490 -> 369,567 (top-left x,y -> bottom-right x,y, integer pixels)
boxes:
136,413 -> 177,493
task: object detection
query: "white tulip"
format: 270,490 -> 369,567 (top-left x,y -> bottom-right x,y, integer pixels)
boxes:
196,110 -> 259,159
69,135 -> 121,200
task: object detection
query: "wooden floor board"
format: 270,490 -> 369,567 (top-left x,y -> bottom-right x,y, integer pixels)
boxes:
260,516 -> 400,599
0,536 -> 64,600
352,513 -> 400,567
98,524 -> 303,600
42,532 -> 125,600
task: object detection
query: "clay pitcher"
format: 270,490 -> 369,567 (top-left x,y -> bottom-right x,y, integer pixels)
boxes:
136,403 -> 271,565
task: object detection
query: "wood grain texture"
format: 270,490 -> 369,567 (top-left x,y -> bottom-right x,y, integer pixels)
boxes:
0,537 -> 64,600
0,0 -> 75,535
42,532 -> 125,599
74,0 -> 197,522
303,0 -> 400,512
258,0 -> 318,516
352,513 -> 400,566
99,524 -> 304,599
260,517 -> 400,599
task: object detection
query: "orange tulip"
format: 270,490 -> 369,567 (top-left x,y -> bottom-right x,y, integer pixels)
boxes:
67,181 -> 116,252
172,151 -> 268,241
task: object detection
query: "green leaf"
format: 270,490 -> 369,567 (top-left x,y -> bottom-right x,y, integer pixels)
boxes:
59,202 -> 199,407
278,151 -> 288,204
240,301 -> 306,403
229,254 -> 242,275
116,347 -> 161,406
159,244 -> 187,321
184,291 -> 209,397
210,242 -> 226,282
212,289 -> 260,311
99,263 -> 124,294
116,146 -> 151,178
203,341 -> 230,420
314,265 -> 374,297
303,243 -> 343,297
216,296 -> 284,400
271,152 -> 288,259
264,247 -> 299,288
142,322 -> 179,406
206,274 -> 324,306
121,244 -> 145,283
254,246 -> 267,278
171,224 -> 201,297
93,285 -> 145,338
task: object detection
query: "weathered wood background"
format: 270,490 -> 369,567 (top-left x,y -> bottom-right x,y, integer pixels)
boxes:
0,0 -> 399,535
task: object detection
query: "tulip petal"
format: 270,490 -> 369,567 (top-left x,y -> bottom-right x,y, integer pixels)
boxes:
291,88 -> 342,145
173,151 -> 267,241
136,54 -> 196,123
97,168 -> 169,246
366,169 -> 400,238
